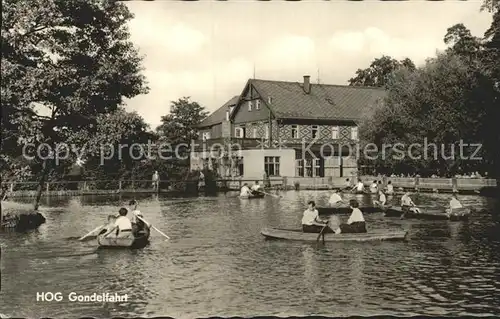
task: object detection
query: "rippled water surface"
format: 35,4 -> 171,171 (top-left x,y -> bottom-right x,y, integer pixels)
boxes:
1,191 -> 500,318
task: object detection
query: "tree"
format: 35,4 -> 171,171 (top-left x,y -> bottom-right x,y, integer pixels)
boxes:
443,23 -> 482,58
157,97 -> 209,145
156,97 -> 209,182
1,0 -> 148,209
359,51 -> 498,177
348,56 -> 416,87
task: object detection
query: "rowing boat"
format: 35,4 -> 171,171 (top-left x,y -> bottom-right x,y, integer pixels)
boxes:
97,225 -> 151,249
317,206 -> 383,215
260,227 -> 408,242
383,207 -> 470,221
239,192 -> 265,199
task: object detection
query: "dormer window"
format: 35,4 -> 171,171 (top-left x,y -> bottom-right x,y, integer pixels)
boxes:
255,100 -> 261,110
311,125 -> 319,139
248,101 -> 253,111
351,127 -> 358,140
332,126 -> 339,139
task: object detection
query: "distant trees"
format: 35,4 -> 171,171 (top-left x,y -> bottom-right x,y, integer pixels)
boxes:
355,3 -> 500,180
348,56 -> 416,87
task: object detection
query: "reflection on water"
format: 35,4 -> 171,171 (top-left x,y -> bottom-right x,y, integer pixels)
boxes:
1,191 -> 499,318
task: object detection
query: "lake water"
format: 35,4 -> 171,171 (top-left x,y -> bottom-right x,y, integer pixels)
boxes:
1,191 -> 499,318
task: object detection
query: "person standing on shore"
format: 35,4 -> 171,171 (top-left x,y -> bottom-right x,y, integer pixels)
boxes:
152,171 -> 159,191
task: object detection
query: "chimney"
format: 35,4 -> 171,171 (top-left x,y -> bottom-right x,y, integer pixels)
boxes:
303,75 -> 311,94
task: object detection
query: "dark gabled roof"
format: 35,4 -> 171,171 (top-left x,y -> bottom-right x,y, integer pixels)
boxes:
238,79 -> 387,122
197,95 -> 239,128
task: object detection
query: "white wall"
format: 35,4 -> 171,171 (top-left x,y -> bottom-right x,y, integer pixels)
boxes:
241,148 -> 295,180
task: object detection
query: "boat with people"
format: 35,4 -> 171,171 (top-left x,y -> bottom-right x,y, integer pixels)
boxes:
383,207 -> 470,221
240,192 -> 265,199
97,225 -> 151,249
260,227 -> 408,242
317,206 -> 383,215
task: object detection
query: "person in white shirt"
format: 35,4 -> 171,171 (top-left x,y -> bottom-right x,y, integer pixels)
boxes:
352,179 -> 365,193
103,208 -> 132,238
333,199 -> 367,234
250,181 -> 262,194
446,193 -> 464,215
128,200 -> 148,233
386,181 -> 394,195
152,171 -> 159,190
373,190 -> 387,207
401,192 -> 420,214
328,189 -> 346,207
369,180 -> 378,194
302,201 -> 330,233
240,183 -> 252,197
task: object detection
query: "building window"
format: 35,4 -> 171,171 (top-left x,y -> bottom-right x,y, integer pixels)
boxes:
225,110 -> 229,121
248,101 -> 253,111
291,125 -> 299,139
311,125 -> 319,139
202,132 -> 211,140
351,127 -> 358,140
314,158 -> 321,177
235,127 -> 244,138
255,100 -> 261,110
296,159 -> 304,177
265,125 -> 269,139
252,126 -> 258,138
265,156 -> 280,176
305,159 -> 313,177
332,126 -> 339,139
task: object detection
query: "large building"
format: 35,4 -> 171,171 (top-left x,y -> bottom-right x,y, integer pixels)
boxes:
190,75 -> 386,180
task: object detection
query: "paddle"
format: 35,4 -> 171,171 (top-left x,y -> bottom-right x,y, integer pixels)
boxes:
316,223 -> 328,244
260,191 -> 282,198
79,225 -> 105,241
134,214 -> 170,240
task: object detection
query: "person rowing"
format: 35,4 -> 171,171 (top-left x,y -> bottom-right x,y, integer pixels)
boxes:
240,183 -> 252,197
129,200 -> 148,233
369,180 -> 378,194
446,193 -> 463,216
102,207 -> 133,238
351,179 -> 365,194
373,189 -> 387,208
301,201 -> 332,233
401,192 -> 420,214
250,180 -> 263,195
332,199 -> 367,234
328,189 -> 347,207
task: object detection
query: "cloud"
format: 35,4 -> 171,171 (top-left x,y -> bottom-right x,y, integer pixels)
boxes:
328,27 -> 446,64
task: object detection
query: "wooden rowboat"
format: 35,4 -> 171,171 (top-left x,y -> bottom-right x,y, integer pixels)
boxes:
239,192 -> 265,199
97,226 -> 151,249
383,207 -> 470,221
261,227 -> 408,242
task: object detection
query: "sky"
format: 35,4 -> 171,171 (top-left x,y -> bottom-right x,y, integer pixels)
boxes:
124,1 -> 492,128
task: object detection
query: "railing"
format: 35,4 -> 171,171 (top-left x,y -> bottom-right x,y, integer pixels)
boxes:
1,176 -> 496,196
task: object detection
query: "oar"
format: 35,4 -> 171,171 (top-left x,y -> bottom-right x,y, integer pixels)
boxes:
79,225 -> 105,241
134,214 -> 170,240
316,222 -> 329,244
260,191 -> 282,198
